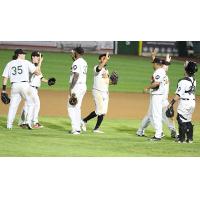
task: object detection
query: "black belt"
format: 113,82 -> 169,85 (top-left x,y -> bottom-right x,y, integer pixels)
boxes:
31,86 -> 38,89
11,81 -> 28,84
181,98 -> 195,100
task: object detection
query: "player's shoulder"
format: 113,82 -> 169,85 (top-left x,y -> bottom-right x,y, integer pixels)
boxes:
73,58 -> 87,65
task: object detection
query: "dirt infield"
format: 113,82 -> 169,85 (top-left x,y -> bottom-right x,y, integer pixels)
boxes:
1,90 -> 200,120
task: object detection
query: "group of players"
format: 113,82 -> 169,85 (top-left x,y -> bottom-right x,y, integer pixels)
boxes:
1,47 -> 198,143
1,49 -> 56,130
137,49 -> 198,143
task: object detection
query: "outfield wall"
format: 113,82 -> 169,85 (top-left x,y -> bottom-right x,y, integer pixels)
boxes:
0,41 -> 114,54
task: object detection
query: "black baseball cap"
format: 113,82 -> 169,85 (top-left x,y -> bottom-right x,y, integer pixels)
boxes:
73,47 -> 84,55
14,49 -> 26,55
31,51 -> 40,57
152,57 -> 163,64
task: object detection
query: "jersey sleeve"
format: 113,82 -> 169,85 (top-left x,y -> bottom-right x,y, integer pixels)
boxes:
71,61 -> 80,73
28,61 -> 36,73
153,70 -> 165,83
176,80 -> 186,96
2,64 -> 10,78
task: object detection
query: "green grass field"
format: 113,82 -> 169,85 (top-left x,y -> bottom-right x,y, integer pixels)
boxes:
0,116 -> 200,156
0,49 -> 199,156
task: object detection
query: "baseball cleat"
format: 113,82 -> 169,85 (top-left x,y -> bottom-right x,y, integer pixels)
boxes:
161,132 -> 165,138
19,124 -> 28,129
186,139 -> 193,144
81,120 -> 87,132
171,130 -> 177,138
150,136 -> 161,141
68,130 -> 81,135
136,133 -> 147,137
93,129 -> 104,133
21,124 -> 33,130
33,123 -> 44,129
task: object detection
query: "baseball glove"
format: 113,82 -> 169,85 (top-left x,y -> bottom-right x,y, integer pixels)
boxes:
69,93 -> 78,106
48,77 -> 56,86
1,92 -> 10,104
110,71 -> 118,85
166,106 -> 174,118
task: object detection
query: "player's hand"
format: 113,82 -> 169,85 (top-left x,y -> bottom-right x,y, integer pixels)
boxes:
143,87 -> 149,93
166,54 -> 171,62
105,52 -> 110,61
39,53 -> 43,63
151,48 -> 157,59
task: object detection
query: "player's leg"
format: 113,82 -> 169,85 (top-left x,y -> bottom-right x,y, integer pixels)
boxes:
68,86 -> 86,134
93,91 -> 108,133
150,95 -> 163,139
21,84 -> 35,129
7,88 -> 22,129
75,88 -> 86,133
137,96 -> 151,136
18,102 -> 28,127
32,88 -> 42,128
162,105 -> 177,138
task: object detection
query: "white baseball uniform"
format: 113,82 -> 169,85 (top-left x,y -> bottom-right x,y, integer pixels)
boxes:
137,68 -> 171,136
176,77 -> 196,122
137,68 -> 166,137
67,57 -> 88,132
2,58 -> 36,128
19,72 -> 43,125
92,65 -> 109,115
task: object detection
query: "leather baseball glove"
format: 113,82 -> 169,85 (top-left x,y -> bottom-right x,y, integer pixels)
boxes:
166,106 -> 174,118
69,93 -> 78,106
48,77 -> 56,86
110,71 -> 118,85
1,92 -> 10,104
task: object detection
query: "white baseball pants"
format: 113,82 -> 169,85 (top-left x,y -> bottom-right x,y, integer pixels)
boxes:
7,82 -> 34,128
67,84 -> 86,132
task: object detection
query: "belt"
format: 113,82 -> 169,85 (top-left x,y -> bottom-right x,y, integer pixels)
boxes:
11,81 -> 28,84
31,86 -> 38,89
181,98 -> 195,100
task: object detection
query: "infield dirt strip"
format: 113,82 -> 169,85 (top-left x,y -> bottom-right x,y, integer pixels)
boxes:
1,90 -> 200,120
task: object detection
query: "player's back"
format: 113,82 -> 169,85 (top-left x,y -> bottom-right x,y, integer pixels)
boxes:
3,59 -> 35,83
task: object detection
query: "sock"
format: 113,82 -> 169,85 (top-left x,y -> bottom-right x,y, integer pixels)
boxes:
83,111 -> 97,123
94,115 -> 104,130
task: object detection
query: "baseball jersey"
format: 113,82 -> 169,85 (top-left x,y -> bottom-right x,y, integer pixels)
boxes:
69,58 -> 88,84
176,77 -> 196,100
163,75 -> 169,100
93,65 -> 109,92
30,73 -> 43,88
2,59 -> 36,83
151,68 -> 166,95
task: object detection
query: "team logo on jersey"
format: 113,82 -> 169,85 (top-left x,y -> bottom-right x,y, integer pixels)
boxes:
155,75 -> 160,80
73,65 -> 77,70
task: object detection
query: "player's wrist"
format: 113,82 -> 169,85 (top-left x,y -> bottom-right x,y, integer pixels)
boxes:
2,85 -> 6,92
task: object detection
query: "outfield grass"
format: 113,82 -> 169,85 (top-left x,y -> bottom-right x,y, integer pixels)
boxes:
0,116 -> 200,157
0,49 -> 199,95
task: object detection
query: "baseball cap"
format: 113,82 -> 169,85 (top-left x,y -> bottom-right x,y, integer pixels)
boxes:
14,49 -> 26,55
152,57 -> 163,64
31,51 -> 40,57
73,47 -> 84,55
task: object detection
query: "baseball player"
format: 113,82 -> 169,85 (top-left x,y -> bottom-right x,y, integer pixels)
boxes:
137,57 -> 166,141
168,61 -> 198,143
136,51 -> 177,138
81,53 -> 110,133
68,47 -> 88,135
1,49 -> 40,129
19,51 -> 56,129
